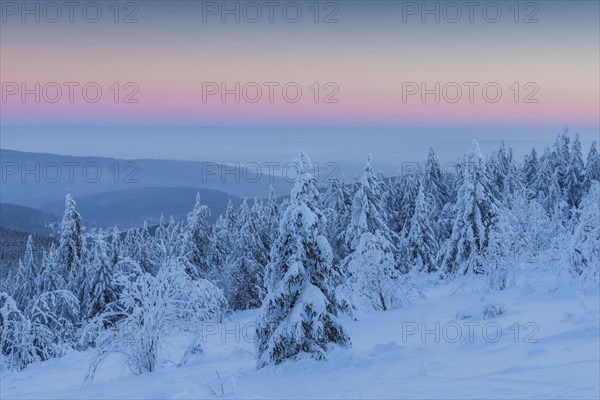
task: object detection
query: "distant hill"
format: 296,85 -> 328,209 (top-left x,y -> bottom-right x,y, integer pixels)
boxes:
0,149 -> 292,208
40,187 -> 243,229
0,203 -> 59,236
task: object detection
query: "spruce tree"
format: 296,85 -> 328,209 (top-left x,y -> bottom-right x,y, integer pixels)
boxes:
256,152 -> 350,368
225,199 -> 269,310
564,133 -> 586,208
322,177 -> 352,263
37,245 -> 64,293
421,147 -> 451,241
11,236 -> 38,311
342,155 -> 410,309
422,147 -> 450,211
551,127 -> 570,192
262,187 -> 280,251
57,195 -> 83,291
183,194 -> 211,279
569,182 -> 600,283
535,148 -> 559,206
521,147 -> 538,190
345,155 -> 397,251
407,184 -> 439,274
585,141 -> 600,184
83,231 -> 117,321
440,140 -> 499,277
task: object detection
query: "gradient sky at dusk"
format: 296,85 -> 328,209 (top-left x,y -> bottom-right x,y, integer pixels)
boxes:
0,0 -> 598,161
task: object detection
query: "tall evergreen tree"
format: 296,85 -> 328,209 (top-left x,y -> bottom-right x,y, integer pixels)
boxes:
535,147 -> 558,205
564,133 -> 586,208
225,199 -> 269,310
585,141 -> 600,184
521,147 -> 538,190
440,140 -> 499,277
11,236 -> 38,310
543,170 -> 567,219
322,177 -> 352,263
206,200 -> 237,285
109,227 -> 121,268
38,245 -> 64,294
385,172 -> 404,234
252,194 -> 277,259
421,147 -> 451,241
207,216 -> 231,286
263,186 -> 280,251
569,182 -> 600,285
551,127 -> 570,192
487,141 -> 511,200
83,231 -> 117,321
134,222 -> 155,275
397,171 -> 421,236
422,147 -> 450,211
345,155 -> 397,251
183,194 -> 211,279
407,184 -> 439,274
502,147 -> 521,198
256,152 -> 350,368
57,195 -> 83,290
342,156 -> 410,309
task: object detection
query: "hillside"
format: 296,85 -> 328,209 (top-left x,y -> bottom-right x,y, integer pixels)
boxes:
0,149 -> 291,208
0,203 -> 59,236
2,273 -> 597,399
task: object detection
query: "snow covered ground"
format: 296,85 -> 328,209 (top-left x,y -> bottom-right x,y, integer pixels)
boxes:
2,272 -> 598,400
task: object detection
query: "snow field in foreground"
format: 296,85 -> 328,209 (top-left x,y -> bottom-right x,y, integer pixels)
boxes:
2,277 -> 598,400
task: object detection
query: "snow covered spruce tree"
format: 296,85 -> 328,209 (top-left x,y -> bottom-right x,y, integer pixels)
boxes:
82,231 -> 117,322
521,147 -> 539,190
256,151 -> 350,368
322,177 -> 353,263
11,236 -> 39,311
567,182 -> 600,293
440,139 -> 499,278
407,183 -> 439,274
57,195 -> 83,293
345,155 -> 397,251
261,186 -> 281,252
225,199 -> 269,310
342,155 -> 414,311
585,141 -> 600,184
182,193 -> 212,279
37,245 -> 65,294
564,133 -> 586,208
553,128 -> 571,189
122,222 -> 156,274
387,170 -> 420,236
484,203 -> 519,291
207,199 -> 237,281
421,147 -> 451,241
422,147 -> 450,210
487,141 -> 519,200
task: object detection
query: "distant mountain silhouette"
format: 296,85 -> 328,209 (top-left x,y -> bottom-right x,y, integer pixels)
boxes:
1,149 -> 291,208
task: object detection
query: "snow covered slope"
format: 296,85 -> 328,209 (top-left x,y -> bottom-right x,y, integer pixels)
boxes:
2,275 -> 598,400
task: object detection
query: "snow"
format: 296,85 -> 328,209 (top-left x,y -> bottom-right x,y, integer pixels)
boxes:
3,274 -> 598,399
